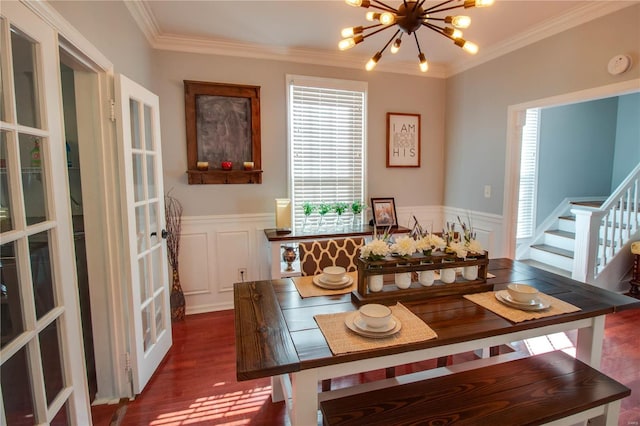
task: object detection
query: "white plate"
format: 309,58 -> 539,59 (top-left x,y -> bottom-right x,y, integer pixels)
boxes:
353,314 -> 397,333
495,290 -> 551,311
313,275 -> 353,289
345,312 -> 402,338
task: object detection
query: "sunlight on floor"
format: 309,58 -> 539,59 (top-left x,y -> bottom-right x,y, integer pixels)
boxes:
149,386 -> 272,425
520,332 -> 576,357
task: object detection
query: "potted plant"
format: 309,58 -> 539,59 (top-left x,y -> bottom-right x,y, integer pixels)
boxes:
165,192 -> 185,321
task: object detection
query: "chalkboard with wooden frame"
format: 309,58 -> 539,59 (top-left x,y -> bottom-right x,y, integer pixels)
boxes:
184,80 -> 262,184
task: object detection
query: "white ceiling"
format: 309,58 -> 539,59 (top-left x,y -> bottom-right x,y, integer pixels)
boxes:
129,0 -> 637,77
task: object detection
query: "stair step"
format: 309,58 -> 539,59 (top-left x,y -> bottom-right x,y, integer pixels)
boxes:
570,200 -> 604,208
545,229 -> 575,239
530,244 -> 574,259
558,215 -> 575,221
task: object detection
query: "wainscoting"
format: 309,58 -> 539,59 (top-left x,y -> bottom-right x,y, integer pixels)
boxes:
178,206 -> 505,313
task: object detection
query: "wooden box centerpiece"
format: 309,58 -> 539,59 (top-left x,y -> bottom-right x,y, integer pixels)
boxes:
352,251 -> 490,305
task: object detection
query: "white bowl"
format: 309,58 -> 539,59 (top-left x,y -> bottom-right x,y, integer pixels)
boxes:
507,283 -> 539,303
323,266 -> 346,283
358,304 -> 392,329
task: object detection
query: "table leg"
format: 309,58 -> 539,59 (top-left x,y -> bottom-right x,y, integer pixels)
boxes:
290,369 -> 318,426
575,315 -> 605,368
271,375 -> 285,402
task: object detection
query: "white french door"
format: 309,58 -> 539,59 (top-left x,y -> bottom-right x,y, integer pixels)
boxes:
115,74 -> 171,394
0,2 -> 90,424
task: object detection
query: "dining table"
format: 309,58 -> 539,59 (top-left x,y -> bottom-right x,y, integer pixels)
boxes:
234,258 -> 640,426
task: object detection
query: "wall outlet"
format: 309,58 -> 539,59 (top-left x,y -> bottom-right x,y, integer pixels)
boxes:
484,185 -> 491,198
238,268 -> 247,282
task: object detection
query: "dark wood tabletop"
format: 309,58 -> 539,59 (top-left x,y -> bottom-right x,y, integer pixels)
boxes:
234,258 -> 640,381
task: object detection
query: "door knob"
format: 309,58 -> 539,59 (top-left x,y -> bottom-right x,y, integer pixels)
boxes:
150,229 -> 170,239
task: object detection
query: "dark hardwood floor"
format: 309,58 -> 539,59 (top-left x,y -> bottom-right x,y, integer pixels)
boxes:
92,307 -> 640,426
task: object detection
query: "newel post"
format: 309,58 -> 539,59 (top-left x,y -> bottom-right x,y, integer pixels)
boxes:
571,208 -> 606,283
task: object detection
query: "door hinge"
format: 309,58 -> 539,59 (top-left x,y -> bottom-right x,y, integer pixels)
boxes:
122,352 -> 132,376
109,99 -> 116,122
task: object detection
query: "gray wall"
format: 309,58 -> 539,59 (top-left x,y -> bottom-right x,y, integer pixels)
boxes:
444,4 -> 640,215
152,51 -> 446,216
611,92 -> 640,190
535,98 -> 618,225
50,1 -> 153,87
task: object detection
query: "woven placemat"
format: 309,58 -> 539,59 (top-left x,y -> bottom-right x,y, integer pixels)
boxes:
291,271 -> 358,298
464,291 -> 581,323
314,303 -> 438,355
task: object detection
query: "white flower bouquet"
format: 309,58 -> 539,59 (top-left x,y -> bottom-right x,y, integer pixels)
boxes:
390,235 -> 417,258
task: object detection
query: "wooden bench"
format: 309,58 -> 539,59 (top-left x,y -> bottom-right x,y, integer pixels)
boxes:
320,351 -> 630,426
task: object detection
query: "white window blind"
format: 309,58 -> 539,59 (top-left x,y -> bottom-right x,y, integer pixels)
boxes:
287,75 -> 367,228
517,108 -> 540,239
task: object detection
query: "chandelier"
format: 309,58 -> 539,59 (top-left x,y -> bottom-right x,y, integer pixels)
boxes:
339,0 -> 494,72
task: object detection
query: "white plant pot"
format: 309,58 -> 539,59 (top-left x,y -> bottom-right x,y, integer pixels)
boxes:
462,265 -> 478,280
418,270 -> 435,286
440,267 -> 456,284
368,275 -> 384,292
395,272 -> 412,289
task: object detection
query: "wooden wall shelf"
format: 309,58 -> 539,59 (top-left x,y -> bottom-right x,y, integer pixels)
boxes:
187,169 -> 263,184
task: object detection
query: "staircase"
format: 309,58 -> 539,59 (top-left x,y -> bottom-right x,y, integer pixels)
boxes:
518,164 -> 640,291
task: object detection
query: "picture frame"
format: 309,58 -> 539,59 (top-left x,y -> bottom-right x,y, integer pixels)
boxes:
184,80 -> 262,183
371,197 -> 398,227
386,112 -> 420,168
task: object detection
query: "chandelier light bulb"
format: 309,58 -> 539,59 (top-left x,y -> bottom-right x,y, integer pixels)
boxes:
475,0 -> 494,7
379,12 -> 396,25
345,0 -> 370,7
444,27 -> 463,39
391,38 -> 402,54
455,38 -> 479,54
341,26 -> 363,38
449,15 -> 471,28
418,53 -> 429,72
339,35 -> 363,50
366,11 -> 380,21
366,52 -> 382,71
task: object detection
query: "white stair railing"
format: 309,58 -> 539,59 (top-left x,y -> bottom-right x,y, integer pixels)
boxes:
572,163 -> 640,282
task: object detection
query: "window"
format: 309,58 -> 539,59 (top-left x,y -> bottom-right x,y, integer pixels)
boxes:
287,75 -> 367,228
516,108 -> 540,239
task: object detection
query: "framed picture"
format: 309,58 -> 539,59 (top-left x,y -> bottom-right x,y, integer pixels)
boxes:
184,80 -> 261,172
386,112 -> 420,168
371,197 -> 398,227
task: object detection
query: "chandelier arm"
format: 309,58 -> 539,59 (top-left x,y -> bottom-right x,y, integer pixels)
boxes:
420,0 -> 460,13
380,29 -> 402,54
362,24 -> 398,40
371,0 -> 399,13
422,22 -> 454,41
413,32 -> 424,55
424,3 -> 465,14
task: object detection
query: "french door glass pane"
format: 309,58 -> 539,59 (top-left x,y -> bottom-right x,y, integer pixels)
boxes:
151,247 -> 163,291
50,400 -> 70,426
146,155 -> 156,199
39,319 -> 64,405
19,133 -> 47,225
135,205 -> 147,252
29,230 -> 55,318
148,200 -> 158,240
0,241 -> 24,348
142,304 -> 151,351
138,256 -> 148,302
1,346 -> 35,424
132,153 -> 144,202
144,104 -> 153,150
0,131 -> 13,231
11,26 -> 41,129
0,18 -> 6,122
154,294 -> 163,334
130,99 -> 141,149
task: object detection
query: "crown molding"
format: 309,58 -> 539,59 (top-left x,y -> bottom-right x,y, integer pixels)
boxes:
126,1 -> 632,79
448,2 -> 637,76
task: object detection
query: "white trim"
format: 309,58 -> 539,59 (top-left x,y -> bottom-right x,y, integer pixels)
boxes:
22,0 -> 113,72
123,1 -> 629,78
503,79 -> 640,260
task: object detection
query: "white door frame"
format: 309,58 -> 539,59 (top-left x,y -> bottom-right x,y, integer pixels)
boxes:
25,1 -> 134,401
502,78 -> 640,259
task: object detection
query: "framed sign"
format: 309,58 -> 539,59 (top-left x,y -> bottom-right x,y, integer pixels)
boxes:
386,112 -> 420,168
184,80 -> 262,184
371,197 -> 398,227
